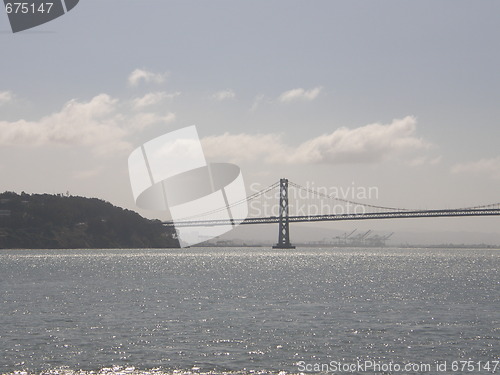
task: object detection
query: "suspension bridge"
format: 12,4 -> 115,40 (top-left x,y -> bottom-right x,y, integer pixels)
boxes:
164,179 -> 500,248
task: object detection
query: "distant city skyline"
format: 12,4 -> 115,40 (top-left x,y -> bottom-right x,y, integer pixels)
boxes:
1,1 -> 499,241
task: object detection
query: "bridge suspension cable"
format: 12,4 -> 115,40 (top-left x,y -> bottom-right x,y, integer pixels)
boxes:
289,182 -> 500,212
175,181 -> 280,222
457,202 -> 500,210
288,181 -> 410,212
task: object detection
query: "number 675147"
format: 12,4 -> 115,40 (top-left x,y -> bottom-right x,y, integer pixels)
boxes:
5,2 -> 54,14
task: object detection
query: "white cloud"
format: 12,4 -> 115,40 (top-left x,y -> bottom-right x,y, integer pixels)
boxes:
250,94 -> 265,112
202,116 -> 429,165
0,94 -> 175,156
129,112 -> 176,130
278,86 -> 322,103
408,155 -> 442,167
288,116 -> 427,164
202,133 -> 282,162
430,156 -> 442,165
132,91 -> 180,109
73,167 -> 104,180
451,156 -> 500,179
212,89 -> 236,101
0,94 -> 128,155
0,91 -> 14,105
128,69 -> 167,86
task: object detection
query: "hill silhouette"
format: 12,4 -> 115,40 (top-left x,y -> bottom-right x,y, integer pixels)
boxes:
0,192 -> 179,249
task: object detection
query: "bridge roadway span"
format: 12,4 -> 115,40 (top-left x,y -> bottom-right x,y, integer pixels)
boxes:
163,208 -> 500,227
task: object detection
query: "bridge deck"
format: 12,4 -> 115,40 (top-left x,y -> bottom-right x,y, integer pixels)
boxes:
163,208 -> 500,227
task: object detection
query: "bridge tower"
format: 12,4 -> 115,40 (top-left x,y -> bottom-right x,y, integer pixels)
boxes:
273,178 -> 295,249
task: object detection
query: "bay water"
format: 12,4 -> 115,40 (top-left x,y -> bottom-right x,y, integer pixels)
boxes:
1,248 -> 498,374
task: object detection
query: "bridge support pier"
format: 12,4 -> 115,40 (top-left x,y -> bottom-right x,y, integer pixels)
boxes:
273,178 -> 295,249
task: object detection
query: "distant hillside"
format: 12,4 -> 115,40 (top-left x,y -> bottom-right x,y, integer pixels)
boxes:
0,192 -> 179,249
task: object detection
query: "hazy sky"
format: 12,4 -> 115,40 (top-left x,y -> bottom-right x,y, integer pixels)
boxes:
1,1 -> 499,238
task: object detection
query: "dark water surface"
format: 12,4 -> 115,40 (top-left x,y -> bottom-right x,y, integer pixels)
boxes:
0,248 -> 498,374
